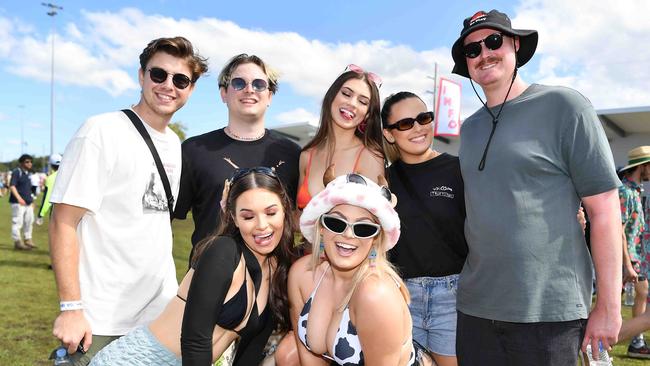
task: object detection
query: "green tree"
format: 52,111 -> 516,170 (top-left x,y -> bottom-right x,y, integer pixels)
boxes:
169,121 -> 188,141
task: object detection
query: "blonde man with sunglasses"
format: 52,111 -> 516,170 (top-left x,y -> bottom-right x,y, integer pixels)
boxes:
450,9 -> 622,365
49,36 -> 207,365
173,54 -> 300,265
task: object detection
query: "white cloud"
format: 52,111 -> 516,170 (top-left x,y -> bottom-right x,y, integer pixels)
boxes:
514,0 -> 650,109
0,2 -> 646,115
7,139 -> 20,145
275,108 -> 320,125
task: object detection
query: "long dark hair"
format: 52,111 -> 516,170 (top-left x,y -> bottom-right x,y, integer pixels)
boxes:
192,171 -> 300,332
303,70 -> 383,160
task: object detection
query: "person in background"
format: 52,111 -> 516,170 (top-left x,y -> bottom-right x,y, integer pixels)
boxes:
10,154 -> 35,250
451,9 -> 622,364
36,153 -> 62,226
618,146 -> 650,358
49,36 -> 207,364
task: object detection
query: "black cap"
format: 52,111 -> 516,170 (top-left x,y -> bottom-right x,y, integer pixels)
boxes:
451,10 -> 538,78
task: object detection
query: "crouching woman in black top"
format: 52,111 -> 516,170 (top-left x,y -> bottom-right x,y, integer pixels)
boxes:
90,167 -> 300,366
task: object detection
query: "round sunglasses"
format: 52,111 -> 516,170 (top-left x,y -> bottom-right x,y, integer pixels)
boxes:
385,111 -> 434,131
321,214 -> 381,239
230,77 -> 269,92
463,32 -> 504,59
147,67 -> 193,89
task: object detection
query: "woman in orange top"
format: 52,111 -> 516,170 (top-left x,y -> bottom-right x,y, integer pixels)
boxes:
295,65 -> 385,211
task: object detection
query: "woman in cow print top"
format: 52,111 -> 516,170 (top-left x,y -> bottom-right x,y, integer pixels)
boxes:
288,171 -> 433,365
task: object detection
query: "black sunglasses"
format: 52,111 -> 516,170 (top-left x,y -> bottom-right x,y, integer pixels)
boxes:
321,214 -> 381,239
345,173 -> 392,202
148,67 -> 193,89
230,77 -> 269,92
230,166 -> 277,183
463,32 -> 504,59
385,111 -> 434,131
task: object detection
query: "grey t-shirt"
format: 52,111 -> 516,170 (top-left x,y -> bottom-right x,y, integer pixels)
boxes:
458,84 -> 620,322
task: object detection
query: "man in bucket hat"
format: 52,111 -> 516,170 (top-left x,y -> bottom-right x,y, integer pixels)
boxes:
618,146 -> 650,358
452,9 -> 623,364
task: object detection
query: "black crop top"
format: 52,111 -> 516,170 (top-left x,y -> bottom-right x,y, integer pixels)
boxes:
180,235 -> 274,366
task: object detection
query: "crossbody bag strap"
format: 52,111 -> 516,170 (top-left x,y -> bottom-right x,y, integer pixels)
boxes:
122,109 -> 174,221
391,162 -> 465,260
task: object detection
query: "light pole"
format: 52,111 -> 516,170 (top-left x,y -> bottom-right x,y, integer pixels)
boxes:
42,2 -> 63,156
18,105 -> 25,155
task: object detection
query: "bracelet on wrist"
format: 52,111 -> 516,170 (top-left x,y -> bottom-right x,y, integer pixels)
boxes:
60,301 -> 83,311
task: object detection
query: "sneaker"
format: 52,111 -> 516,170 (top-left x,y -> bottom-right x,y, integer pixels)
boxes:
628,343 -> 650,359
14,240 -> 31,250
24,239 -> 37,248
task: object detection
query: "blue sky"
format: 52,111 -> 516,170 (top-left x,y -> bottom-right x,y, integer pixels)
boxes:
0,1 -> 647,163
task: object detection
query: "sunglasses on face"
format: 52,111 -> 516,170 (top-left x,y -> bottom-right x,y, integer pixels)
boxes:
463,32 -> 504,59
345,64 -> 383,89
385,111 -> 434,131
321,214 -> 381,239
148,67 -> 193,89
230,77 -> 269,92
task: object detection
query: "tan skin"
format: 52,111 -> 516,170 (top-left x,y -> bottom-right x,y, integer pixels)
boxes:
298,79 -> 384,199
465,27 -> 622,355
52,188 -> 282,360
50,51 -> 196,355
288,205 -> 423,366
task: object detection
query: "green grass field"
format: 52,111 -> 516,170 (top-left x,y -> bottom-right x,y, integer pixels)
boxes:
0,194 -> 648,365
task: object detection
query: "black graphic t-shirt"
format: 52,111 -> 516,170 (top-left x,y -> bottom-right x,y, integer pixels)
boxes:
174,128 -> 300,254
388,153 -> 468,278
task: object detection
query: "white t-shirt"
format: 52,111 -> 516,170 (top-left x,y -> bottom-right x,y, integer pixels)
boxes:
51,109 -> 181,335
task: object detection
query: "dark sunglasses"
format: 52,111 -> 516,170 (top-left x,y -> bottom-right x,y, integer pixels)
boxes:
230,166 -> 277,183
463,32 -> 504,59
385,111 -> 434,131
230,77 -> 269,92
148,67 -> 193,89
345,173 -> 392,202
321,214 -> 381,239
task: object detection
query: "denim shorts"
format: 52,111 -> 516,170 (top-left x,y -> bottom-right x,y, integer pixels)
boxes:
406,274 -> 459,356
89,326 -> 181,366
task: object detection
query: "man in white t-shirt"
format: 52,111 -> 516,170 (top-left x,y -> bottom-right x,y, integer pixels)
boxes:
49,36 -> 208,364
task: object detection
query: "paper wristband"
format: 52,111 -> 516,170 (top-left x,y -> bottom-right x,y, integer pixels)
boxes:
60,301 -> 83,311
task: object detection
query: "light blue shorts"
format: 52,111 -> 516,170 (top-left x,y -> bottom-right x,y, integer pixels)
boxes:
89,325 -> 181,366
406,274 -> 459,356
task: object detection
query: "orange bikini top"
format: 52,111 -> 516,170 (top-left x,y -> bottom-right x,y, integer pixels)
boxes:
296,146 -> 365,210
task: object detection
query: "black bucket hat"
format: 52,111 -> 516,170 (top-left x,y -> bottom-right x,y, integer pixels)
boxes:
451,10 -> 538,78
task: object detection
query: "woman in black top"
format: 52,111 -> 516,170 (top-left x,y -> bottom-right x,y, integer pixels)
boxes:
90,167 -> 300,366
382,92 -> 467,366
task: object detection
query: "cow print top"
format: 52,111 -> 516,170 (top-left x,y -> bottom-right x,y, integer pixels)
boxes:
297,264 -> 417,365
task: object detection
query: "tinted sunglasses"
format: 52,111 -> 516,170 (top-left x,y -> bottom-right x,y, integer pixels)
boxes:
345,64 -> 382,88
385,111 -> 434,131
463,32 -> 504,59
321,214 -> 381,239
230,166 -> 277,183
230,77 -> 269,92
148,67 -> 193,89
346,173 -> 392,202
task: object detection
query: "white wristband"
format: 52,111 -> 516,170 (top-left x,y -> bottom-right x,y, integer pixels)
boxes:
60,301 -> 83,311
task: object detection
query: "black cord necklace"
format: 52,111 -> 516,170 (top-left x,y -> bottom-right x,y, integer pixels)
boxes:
470,67 -> 518,171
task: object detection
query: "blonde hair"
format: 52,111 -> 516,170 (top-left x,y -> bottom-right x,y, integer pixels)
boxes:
217,53 -> 280,94
309,221 -> 410,312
